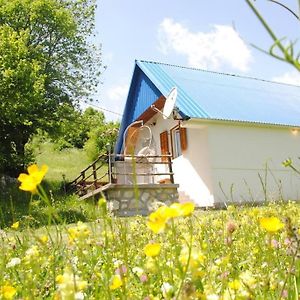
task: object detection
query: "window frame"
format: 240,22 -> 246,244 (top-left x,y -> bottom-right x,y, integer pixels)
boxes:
170,125 -> 182,159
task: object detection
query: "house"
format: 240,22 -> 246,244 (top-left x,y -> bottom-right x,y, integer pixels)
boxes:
115,60 -> 300,207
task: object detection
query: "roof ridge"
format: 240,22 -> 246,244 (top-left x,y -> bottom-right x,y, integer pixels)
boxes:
137,59 -> 300,88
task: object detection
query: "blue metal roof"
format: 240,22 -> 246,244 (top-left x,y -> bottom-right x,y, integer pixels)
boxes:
115,60 -> 300,153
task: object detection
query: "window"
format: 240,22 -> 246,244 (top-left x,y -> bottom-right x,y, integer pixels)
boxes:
160,130 -> 169,161
170,126 -> 187,158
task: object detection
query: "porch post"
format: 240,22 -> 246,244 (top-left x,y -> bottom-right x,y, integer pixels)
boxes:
106,143 -> 112,184
167,152 -> 174,184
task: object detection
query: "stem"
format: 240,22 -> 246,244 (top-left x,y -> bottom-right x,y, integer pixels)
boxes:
279,239 -> 299,298
268,0 -> 299,20
175,218 -> 193,299
245,0 -> 286,53
120,220 -> 128,300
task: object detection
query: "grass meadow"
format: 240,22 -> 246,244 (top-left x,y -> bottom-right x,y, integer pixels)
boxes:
35,142 -> 91,182
0,144 -> 299,299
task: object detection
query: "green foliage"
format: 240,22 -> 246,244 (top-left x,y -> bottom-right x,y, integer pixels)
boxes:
49,104 -> 91,150
0,0 -> 101,176
84,109 -> 119,160
46,106 -> 119,158
84,119 -> 119,161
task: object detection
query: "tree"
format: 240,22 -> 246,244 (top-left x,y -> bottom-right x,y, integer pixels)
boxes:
84,118 -> 119,161
245,0 -> 300,71
50,106 -> 116,151
0,0 -> 101,176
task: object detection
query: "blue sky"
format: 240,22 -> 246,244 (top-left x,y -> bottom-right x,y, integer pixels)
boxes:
90,0 -> 300,121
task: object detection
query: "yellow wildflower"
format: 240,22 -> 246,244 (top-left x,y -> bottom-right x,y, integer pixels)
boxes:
168,203 -> 183,217
147,202 -> 195,234
228,279 -> 241,290
144,243 -> 161,257
56,274 -> 64,284
109,274 -> 122,290
180,202 -> 195,216
153,206 -> 172,220
11,221 -> 19,230
170,202 -> 195,217
18,164 -> 48,193
0,284 -> 17,299
38,235 -> 48,244
147,208 -> 168,234
147,219 -> 166,234
68,221 -> 91,242
259,217 -> 284,233
56,266 -> 87,299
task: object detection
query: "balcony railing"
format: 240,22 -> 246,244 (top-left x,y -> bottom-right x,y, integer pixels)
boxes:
68,152 -> 174,197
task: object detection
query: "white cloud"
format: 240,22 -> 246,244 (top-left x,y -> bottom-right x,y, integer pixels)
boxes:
272,70 -> 300,86
107,84 -> 128,102
158,18 -> 252,72
98,83 -> 128,121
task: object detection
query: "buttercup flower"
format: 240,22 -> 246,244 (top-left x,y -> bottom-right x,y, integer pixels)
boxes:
37,235 -> 48,244
56,267 -> 87,299
0,284 -> 17,299
18,164 -> 48,193
147,207 -> 168,234
109,275 -> 122,290
259,217 -> 284,233
11,221 -> 19,230
144,243 -> 161,257
68,221 -> 91,242
179,202 -> 195,216
147,202 -> 195,233
228,279 -> 241,290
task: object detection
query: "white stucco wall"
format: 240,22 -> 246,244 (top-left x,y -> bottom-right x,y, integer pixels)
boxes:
134,114 -> 214,206
206,122 -> 300,204
132,114 -> 300,206
172,127 -> 214,206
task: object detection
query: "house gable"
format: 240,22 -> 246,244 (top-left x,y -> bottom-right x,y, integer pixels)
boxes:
115,64 -> 163,153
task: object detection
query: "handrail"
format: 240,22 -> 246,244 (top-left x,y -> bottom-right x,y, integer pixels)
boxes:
67,153 -> 109,194
74,172 -> 108,195
114,154 -> 172,158
68,152 -> 175,196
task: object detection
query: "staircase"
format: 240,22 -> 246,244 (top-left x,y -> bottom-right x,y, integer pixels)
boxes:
68,152 -> 176,203
178,190 -> 193,203
67,154 -> 111,198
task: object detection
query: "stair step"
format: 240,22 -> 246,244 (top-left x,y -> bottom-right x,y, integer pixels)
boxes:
178,190 -> 193,203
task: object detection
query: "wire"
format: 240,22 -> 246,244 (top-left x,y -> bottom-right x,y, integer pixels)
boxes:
79,100 -> 123,116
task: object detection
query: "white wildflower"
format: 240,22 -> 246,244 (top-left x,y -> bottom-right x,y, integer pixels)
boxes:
161,282 -> 174,298
6,257 -> 21,268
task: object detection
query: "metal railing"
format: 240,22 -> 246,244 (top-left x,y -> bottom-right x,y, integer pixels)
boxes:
68,151 -> 174,197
